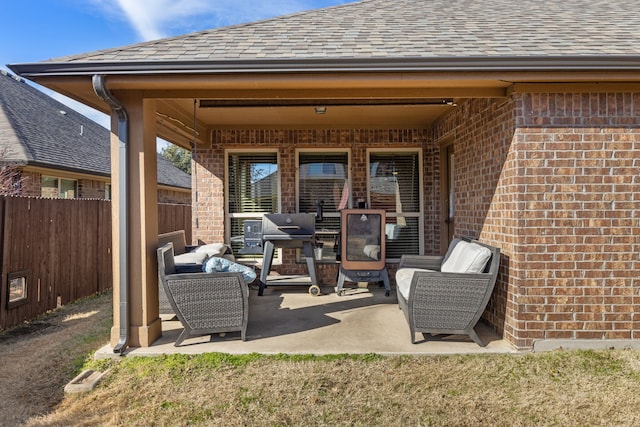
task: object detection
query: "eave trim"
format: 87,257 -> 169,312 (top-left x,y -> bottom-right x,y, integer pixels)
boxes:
9,56 -> 640,78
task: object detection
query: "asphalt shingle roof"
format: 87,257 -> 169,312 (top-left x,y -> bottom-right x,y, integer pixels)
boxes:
54,0 -> 640,64
0,70 -> 191,189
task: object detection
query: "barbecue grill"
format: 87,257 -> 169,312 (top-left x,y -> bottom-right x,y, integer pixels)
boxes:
258,213 -> 318,295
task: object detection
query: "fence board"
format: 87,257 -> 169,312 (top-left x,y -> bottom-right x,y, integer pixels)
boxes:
0,197 -> 190,330
158,203 -> 192,242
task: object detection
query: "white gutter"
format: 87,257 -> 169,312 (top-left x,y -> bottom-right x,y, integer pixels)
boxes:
92,75 -> 129,354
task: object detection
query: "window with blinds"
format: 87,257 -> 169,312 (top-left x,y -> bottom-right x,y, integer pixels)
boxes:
227,151 -> 279,258
297,150 -> 349,262
368,149 -> 423,259
298,151 -> 349,214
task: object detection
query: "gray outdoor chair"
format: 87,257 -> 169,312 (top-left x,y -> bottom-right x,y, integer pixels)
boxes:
395,238 -> 500,346
157,242 -> 249,346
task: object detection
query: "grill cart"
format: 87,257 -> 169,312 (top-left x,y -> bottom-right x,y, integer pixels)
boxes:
258,213 -> 319,296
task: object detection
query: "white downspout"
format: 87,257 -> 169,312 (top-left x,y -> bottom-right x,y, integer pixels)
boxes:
92,74 -> 129,354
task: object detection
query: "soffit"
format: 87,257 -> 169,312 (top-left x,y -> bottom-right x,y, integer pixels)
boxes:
28,67 -> 640,147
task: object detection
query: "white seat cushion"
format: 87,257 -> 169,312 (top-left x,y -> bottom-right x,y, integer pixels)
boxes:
174,251 -> 208,265
441,241 -> 492,273
395,268 -> 434,300
194,243 -> 227,257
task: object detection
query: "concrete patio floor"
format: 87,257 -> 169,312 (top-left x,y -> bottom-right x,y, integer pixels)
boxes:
97,284 -> 517,358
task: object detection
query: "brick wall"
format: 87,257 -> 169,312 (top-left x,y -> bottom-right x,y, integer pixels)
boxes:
78,179 -> 109,199
196,129 -> 437,284
434,92 -> 640,349
433,97 -> 519,344
158,188 -> 191,205
19,171 -> 41,197
511,92 -> 640,348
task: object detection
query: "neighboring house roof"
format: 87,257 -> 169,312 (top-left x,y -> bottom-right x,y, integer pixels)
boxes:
48,0 -> 640,63
0,70 -> 191,189
156,154 -> 191,189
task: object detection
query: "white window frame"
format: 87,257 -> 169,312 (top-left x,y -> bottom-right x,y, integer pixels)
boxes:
366,147 -> 424,261
225,148 -> 281,260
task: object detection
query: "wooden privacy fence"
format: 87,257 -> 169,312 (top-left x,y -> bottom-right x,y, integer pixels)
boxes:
0,197 -> 191,330
158,202 -> 192,237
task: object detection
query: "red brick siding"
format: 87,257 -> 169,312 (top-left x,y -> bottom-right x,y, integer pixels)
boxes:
435,93 -> 640,349
433,97 -> 519,345
511,92 -> 640,348
196,129 -> 437,284
78,179 -> 109,199
158,188 -> 191,205
18,171 -> 41,197
191,144 -> 226,245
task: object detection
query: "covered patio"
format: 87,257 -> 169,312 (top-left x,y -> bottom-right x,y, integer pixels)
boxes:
10,0 -> 640,352
96,285 -> 516,358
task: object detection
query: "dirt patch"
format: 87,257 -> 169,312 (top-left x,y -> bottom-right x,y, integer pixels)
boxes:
0,292 -> 112,426
0,321 -> 53,343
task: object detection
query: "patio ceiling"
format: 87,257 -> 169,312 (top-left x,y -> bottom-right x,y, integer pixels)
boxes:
178,101 -> 452,129
23,70 -> 521,148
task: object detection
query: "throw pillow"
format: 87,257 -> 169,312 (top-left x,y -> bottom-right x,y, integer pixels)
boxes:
441,241 -> 492,273
202,256 -> 257,284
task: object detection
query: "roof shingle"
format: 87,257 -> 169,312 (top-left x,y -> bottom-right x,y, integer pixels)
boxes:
52,0 -> 640,64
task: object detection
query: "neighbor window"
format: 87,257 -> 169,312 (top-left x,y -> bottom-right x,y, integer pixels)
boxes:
297,149 -> 350,262
226,150 -> 279,258
7,271 -> 27,309
41,176 -> 77,199
368,149 -> 423,260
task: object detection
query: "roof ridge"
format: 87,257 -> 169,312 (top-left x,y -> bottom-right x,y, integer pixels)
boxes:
0,69 -> 25,83
52,1 -> 365,63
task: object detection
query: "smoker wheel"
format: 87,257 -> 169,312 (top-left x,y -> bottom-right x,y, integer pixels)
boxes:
308,284 -> 321,296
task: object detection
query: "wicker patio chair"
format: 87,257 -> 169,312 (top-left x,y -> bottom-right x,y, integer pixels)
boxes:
157,242 -> 249,346
395,239 -> 500,346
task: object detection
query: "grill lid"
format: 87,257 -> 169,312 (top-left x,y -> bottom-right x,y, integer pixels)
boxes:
261,213 -> 316,240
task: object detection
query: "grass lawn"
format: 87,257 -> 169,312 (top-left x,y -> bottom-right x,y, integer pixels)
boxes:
4,291 -> 640,426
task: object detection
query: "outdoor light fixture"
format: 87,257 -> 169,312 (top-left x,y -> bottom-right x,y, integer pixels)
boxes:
314,106 -> 327,114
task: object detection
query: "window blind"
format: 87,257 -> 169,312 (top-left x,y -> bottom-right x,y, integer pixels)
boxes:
298,152 -> 349,214
228,152 -> 278,214
369,151 -> 421,259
